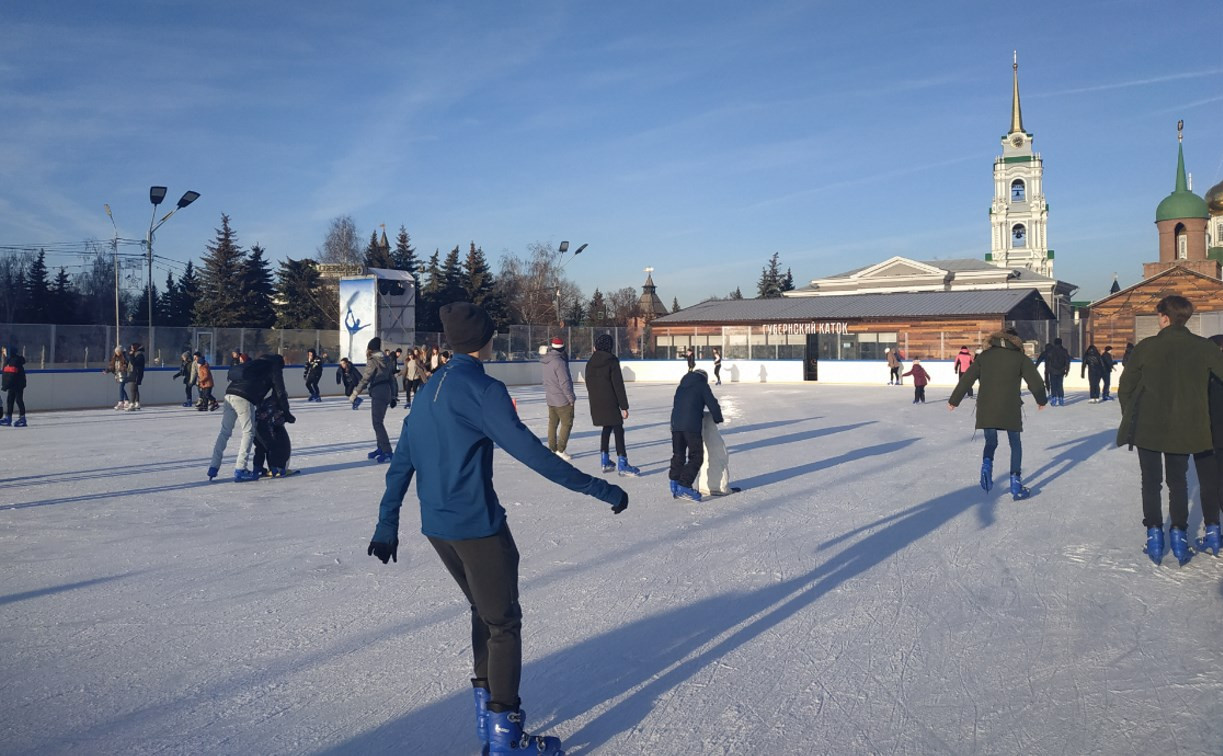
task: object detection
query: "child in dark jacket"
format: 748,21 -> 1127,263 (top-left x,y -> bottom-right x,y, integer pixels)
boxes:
1,350 -> 27,426
252,395 -> 295,477
902,359 -> 931,404
669,369 -> 723,501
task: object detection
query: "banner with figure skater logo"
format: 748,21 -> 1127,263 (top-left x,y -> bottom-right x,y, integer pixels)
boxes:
339,276 -> 377,364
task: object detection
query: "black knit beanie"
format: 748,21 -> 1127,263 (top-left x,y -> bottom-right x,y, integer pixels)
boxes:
367,337 -> 382,352
440,302 -> 495,353
595,334 -> 614,352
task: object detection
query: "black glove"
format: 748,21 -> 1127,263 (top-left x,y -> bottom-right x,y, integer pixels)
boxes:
611,489 -> 628,514
368,539 -> 398,564
283,413 -> 296,424
390,397 -> 398,408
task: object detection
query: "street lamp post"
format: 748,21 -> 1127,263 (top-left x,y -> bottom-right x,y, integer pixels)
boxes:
103,204 -> 121,352
554,241 -> 587,326
145,186 -> 200,353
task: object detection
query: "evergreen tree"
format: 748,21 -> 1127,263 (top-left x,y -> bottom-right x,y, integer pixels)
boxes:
174,261 -> 200,326
392,226 -> 419,282
587,289 -> 609,326
240,243 -> 277,327
782,267 -> 795,292
417,250 -> 444,332
671,297 -> 681,314
25,249 -> 52,322
462,242 -> 507,327
729,286 -> 744,300
441,245 -> 465,305
132,281 -> 160,326
757,252 -> 785,298
50,267 -> 77,324
275,258 -> 330,329
364,229 -> 394,269
193,214 -> 249,326
158,271 -> 180,326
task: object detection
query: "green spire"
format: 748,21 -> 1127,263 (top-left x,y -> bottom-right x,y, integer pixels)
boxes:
1156,120 -> 1208,222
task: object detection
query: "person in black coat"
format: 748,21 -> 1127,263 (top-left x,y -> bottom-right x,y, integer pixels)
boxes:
1100,346 -> 1116,401
251,395 -> 295,477
685,347 -> 696,373
669,369 -> 723,500
209,353 -> 295,481
336,357 -> 361,396
303,349 -> 324,402
1,350 -> 28,426
1043,337 -> 1071,406
1081,344 -> 1104,403
127,342 -> 146,410
584,334 -> 639,475
1196,334 -> 1223,556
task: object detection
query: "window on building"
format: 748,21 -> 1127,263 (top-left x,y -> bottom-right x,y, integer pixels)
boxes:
1176,223 -> 1187,259
1012,224 -> 1026,248
1011,180 -> 1025,202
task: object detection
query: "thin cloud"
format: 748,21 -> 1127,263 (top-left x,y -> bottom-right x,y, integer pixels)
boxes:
1040,69 -> 1223,97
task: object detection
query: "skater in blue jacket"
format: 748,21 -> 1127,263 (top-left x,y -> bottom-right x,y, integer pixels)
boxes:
367,302 -> 627,755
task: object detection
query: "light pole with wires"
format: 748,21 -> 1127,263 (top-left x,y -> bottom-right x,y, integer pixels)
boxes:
554,241 -> 587,326
144,187 -> 200,352
103,204 -> 122,351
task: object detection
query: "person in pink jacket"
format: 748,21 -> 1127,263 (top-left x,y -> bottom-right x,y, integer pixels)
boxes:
902,359 -> 931,404
953,346 -> 975,398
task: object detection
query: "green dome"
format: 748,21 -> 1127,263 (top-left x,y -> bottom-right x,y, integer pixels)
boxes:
1157,190 -> 1209,222
1156,141 -> 1209,222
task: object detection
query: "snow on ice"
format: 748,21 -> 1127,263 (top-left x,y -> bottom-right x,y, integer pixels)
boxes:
3,382 -> 1223,754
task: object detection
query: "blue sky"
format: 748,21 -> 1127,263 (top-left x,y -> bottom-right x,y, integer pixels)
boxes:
2,0 -> 1221,307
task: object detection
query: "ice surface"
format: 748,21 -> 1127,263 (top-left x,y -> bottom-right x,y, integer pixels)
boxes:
3,383 -> 1223,755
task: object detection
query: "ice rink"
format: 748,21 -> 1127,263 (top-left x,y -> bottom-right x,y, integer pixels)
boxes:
4,380 -> 1223,755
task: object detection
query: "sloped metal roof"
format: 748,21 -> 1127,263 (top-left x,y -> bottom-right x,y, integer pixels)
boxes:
653,289 -> 1054,324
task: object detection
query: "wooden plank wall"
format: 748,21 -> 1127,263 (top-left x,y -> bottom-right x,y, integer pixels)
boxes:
1088,267 -> 1223,347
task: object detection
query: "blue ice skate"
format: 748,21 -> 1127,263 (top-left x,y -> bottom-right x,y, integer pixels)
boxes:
1143,527 -> 1165,566
669,479 -> 680,498
979,458 -> 993,492
207,466 -> 219,481
674,484 -> 702,502
1169,527 -> 1193,566
600,452 -> 615,473
367,448 -> 383,459
616,456 -> 640,477
1009,473 -> 1030,501
12,417 -> 26,428
234,469 -> 259,483
351,397 -> 363,410
486,708 -> 563,756
373,451 -> 392,463
471,679 -> 490,745
181,401 -> 193,407
0,417 -> 10,427
1197,524 -> 1221,557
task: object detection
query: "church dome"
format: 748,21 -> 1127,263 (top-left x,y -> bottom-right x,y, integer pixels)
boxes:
1207,179 -> 1223,215
1157,188 -> 1209,222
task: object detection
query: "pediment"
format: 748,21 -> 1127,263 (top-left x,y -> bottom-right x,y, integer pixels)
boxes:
850,256 -> 946,280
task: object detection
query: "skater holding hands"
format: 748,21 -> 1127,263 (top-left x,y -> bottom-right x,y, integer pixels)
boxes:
366,302 -> 627,755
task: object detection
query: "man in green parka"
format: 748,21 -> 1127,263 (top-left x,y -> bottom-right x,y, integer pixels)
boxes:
949,329 -> 1047,500
1117,294 -> 1223,566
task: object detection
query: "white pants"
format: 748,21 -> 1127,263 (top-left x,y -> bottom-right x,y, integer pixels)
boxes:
211,394 -> 255,471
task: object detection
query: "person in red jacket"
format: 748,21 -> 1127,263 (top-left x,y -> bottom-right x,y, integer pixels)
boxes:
902,358 -> 931,404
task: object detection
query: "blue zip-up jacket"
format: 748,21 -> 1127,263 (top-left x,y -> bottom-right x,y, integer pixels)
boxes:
373,354 -> 624,542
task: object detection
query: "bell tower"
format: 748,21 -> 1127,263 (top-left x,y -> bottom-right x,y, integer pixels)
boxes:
988,52 -> 1052,277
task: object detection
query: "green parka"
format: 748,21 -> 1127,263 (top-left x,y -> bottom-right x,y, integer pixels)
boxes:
1116,324 -> 1223,453
949,331 -> 1047,431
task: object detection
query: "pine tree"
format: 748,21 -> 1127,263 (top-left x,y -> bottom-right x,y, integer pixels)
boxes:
174,261 -> 200,326
275,258 -> 330,328
441,245 -> 465,305
729,286 -> 744,300
241,243 -> 277,327
50,267 -> 77,324
392,226 -> 419,282
461,242 -> 495,304
671,297 -> 681,313
365,229 -> 394,269
132,281 -> 160,326
417,250 -> 444,332
782,267 -> 795,292
25,249 -> 52,322
158,271 -> 180,326
193,214 -> 249,326
587,289 -> 608,326
757,252 -> 784,298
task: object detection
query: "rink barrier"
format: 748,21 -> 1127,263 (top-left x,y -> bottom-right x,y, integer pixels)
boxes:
13,359 -> 1118,412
